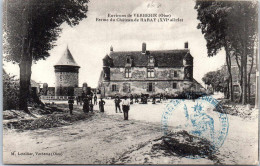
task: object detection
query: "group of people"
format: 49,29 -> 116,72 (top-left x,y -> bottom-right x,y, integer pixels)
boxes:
129,93 -> 166,104
68,93 -> 167,120
68,93 -> 105,115
68,94 -> 127,119
75,94 -> 98,106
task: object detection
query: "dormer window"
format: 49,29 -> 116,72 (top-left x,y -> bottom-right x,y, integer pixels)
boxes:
148,56 -> 154,63
126,55 -> 132,64
125,55 -> 132,67
148,55 -> 155,68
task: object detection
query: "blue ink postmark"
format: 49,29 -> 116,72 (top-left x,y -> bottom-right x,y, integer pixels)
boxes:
161,95 -> 229,158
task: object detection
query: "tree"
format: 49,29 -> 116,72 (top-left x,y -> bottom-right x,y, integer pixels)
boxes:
195,1 -> 258,104
194,1 -> 234,101
3,0 -> 89,112
226,1 -> 258,104
202,69 -> 226,93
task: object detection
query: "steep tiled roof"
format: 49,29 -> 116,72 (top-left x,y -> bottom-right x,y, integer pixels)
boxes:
109,49 -> 190,67
55,47 -> 79,66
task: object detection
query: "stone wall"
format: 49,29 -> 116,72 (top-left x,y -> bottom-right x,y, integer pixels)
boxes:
110,67 -> 185,81
101,80 -> 193,97
55,72 -> 78,87
100,66 -> 195,97
55,72 -> 78,96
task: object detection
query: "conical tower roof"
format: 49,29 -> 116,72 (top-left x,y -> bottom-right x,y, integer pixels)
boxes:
55,46 -> 79,67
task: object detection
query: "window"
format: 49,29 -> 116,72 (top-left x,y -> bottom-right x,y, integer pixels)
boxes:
147,83 -> 154,92
112,84 -> 118,92
147,68 -> 155,78
148,55 -> 154,63
173,83 -> 177,89
125,68 -> 131,78
123,83 -> 131,93
174,71 -> 178,77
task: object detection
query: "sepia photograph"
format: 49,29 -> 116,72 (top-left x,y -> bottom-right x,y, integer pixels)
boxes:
2,0 -> 259,165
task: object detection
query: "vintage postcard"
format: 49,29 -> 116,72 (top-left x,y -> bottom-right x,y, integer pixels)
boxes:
2,0 -> 259,165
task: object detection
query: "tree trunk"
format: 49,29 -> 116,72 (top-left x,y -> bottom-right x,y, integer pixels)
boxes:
234,53 -> 243,102
19,54 -> 32,113
241,51 -> 248,105
19,35 -> 32,113
255,48 -> 259,108
241,11 -> 249,105
239,56 -> 244,103
247,53 -> 254,104
19,1 -> 33,113
225,44 -> 233,101
226,79 -> 230,99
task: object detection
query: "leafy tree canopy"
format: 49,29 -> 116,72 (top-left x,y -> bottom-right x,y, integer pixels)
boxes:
195,1 -> 258,57
202,69 -> 226,92
3,0 -> 89,63
3,0 -> 89,112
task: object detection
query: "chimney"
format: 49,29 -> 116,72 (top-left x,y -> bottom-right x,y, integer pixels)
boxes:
110,45 -> 113,52
184,42 -> 188,49
142,42 -> 146,54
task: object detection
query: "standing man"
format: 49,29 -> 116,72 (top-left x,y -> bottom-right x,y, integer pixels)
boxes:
82,92 -> 86,99
83,95 -> 89,113
140,93 -> 144,104
89,92 -> 93,104
152,95 -> 156,104
89,100 -> 94,112
68,96 -> 74,115
160,93 -> 163,102
79,96 -> 82,105
75,96 -> 78,105
122,96 -> 130,120
135,94 -> 139,103
114,96 -> 122,113
99,97 -> 106,112
94,94 -> 97,105
130,94 -> 134,104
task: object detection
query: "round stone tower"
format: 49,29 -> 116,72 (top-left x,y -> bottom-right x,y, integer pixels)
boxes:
54,46 -> 80,96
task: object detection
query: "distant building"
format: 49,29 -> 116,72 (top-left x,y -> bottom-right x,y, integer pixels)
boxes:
54,46 -> 80,96
39,47 -> 95,100
98,42 -> 201,97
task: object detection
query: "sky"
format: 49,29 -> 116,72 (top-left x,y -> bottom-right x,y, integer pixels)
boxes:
3,0 -> 226,88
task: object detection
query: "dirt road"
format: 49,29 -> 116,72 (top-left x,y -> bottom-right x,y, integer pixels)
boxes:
3,112 -> 164,164
3,100 -> 258,165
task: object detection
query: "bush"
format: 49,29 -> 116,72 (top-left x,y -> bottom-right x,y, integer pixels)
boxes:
3,72 -> 19,110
